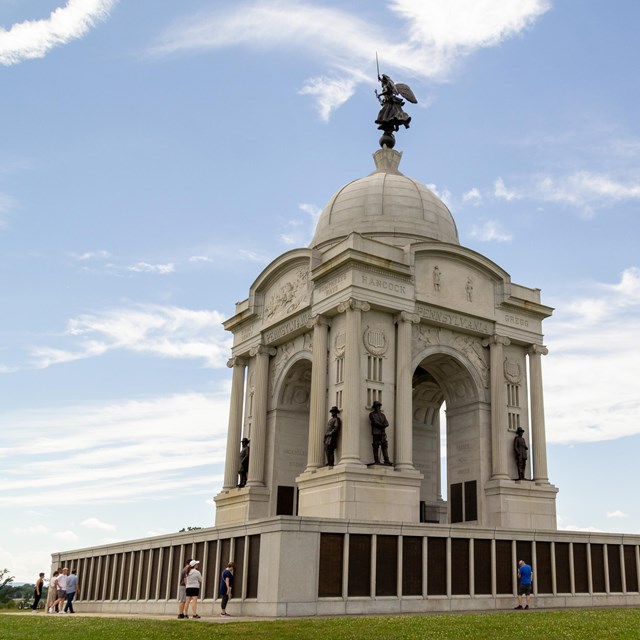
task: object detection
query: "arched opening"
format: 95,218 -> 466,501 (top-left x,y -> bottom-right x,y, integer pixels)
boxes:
412,351 -> 483,525
269,357 -> 312,516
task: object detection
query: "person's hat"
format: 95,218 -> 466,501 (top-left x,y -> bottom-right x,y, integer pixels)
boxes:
189,560 -> 200,567
241,438 -> 250,444
516,427 -> 525,434
329,406 -> 340,413
372,401 -> 382,408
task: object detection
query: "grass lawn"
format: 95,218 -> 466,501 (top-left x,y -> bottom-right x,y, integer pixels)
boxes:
2,609 -> 640,640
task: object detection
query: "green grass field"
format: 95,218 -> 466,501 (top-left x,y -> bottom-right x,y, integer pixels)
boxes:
2,609 -> 640,640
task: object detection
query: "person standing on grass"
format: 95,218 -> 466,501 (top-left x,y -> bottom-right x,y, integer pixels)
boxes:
177,558 -> 193,619
31,573 -> 45,611
46,571 -> 59,613
53,567 -> 69,613
515,559 -> 533,609
63,570 -> 79,613
219,561 -> 235,617
184,560 -> 202,619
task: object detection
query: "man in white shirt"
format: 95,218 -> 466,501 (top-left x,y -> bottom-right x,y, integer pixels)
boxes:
54,567 -> 69,614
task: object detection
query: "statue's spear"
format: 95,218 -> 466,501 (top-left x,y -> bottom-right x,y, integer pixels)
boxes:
376,51 -> 381,81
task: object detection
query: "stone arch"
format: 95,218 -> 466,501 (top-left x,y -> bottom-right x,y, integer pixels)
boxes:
267,354 -> 312,516
412,344 -> 489,525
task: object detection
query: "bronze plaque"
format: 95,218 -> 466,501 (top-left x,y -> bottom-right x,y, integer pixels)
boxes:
591,544 -> 606,593
607,544 -> 623,592
375,535 -> 397,596
535,541 -> 552,593
474,539 -> 492,595
402,536 -> 422,596
624,545 -> 638,592
573,543 -> 589,593
555,542 -> 571,593
246,535 -> 261,599
348,534 -> 372,597
205,541 -> 218,599
451,538 -> 469,595
427,537 -> 446,596
318,533 -> 344,597
495,540 -> 512,594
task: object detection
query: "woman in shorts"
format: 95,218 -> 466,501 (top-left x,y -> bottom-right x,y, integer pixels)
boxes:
184,560 -> 202,619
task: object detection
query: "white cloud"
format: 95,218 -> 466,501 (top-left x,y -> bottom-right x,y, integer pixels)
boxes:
80,517 -> 116,531
13,525 -> 49,535
189,255 -> 214,263
545,268 -> 640,444
494,177 -> 520,201
29,304 -> 231,370
0,391 -> 229,507
70,250 -> 111,261
149,0 -> 549,119
607,511 -> 627,519
469,219 -> 512,242
127,261 -> 175,274
462,188 -> 482,205
536,171 -> 640,216
0,0 -> 116,66
426,183 -> 453,209
54,530 -> 79,542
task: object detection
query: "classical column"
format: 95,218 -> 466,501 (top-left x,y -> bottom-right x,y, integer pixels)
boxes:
246,345 -> 276,487
305,315 -> 330,471
222,357 -> 247,489
482,334 -> 510,480
395,311 -> 420,470
338,298 -> 370,464
528,344 -> 549,484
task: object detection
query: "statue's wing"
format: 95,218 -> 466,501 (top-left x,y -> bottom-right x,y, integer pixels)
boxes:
396,83 -> 417,104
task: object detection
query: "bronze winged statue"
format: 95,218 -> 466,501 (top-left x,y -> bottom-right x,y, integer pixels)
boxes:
375,72 -> 417,149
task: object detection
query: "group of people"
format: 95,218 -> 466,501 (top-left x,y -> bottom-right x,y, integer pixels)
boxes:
177,559 -> 235,619
39,567 -> 79,614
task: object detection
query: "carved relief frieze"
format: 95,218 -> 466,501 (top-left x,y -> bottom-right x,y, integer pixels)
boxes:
263,266 -> 310,323
334,331 -> 346,357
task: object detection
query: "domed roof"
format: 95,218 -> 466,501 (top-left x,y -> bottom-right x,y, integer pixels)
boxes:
310,148 -> 459,250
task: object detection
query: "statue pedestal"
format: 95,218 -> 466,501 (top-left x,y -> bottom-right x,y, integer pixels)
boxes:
296,464 -> 423,523
483,479 -> 558,530
214,486 -> 270,526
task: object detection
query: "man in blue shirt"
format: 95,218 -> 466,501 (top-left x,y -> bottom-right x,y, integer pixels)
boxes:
515,559 -> 532,609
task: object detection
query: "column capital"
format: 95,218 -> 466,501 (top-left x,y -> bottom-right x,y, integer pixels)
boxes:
528,344 -> 549,357
306,314 -> 331,330
337,298 -> 370,314
227,356 -> 248,368
249,345 -> 277,357
396,311 -> 421,325
482,334 -> 511,348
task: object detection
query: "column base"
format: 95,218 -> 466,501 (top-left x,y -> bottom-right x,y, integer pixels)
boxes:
484,479 -> 558,530
214,486 -> 270,526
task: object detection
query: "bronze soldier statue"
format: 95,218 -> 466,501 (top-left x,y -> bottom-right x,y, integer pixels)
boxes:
369,401 -> 391,465
324,406 -> 341,467
514,428 -> 528,480
238,438 -> 250,487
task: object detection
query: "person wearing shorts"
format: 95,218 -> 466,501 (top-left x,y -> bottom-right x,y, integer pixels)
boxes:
515,559 -> 532,609
184,560 -> 202,619
177,558 -> 192,619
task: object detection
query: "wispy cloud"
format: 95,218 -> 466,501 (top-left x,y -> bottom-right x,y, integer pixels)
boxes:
462,187 -> 482,205
70,250 -> 111,261
29,304 -> 231,370
535,171 -> 640,217
494,177 -> 521,201
0,392 -> 228,507
279,202 -> 322,246
545,267 -> 640,444
607,510 -> 627,519
0,0 -> 116,66
80,517 -> 116,531
468,219 -> 512,242
149,0 -> 549,120
127,261 -> 175,274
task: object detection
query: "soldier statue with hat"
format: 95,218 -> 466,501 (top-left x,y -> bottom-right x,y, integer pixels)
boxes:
238,437 -> 250,487
324,406 -> 341,467
514,427 -> 528,480
369,401 -> 391,465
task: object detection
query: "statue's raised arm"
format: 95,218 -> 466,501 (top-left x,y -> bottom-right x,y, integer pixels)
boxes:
374,72 -> 417,149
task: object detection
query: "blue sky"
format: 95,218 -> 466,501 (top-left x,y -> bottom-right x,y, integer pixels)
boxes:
1,0 -> 640,583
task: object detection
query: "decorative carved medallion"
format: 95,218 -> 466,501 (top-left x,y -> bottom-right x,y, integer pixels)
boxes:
504,358 -> 523,384
334,332 -> 346,357
363,325 -> 388,356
